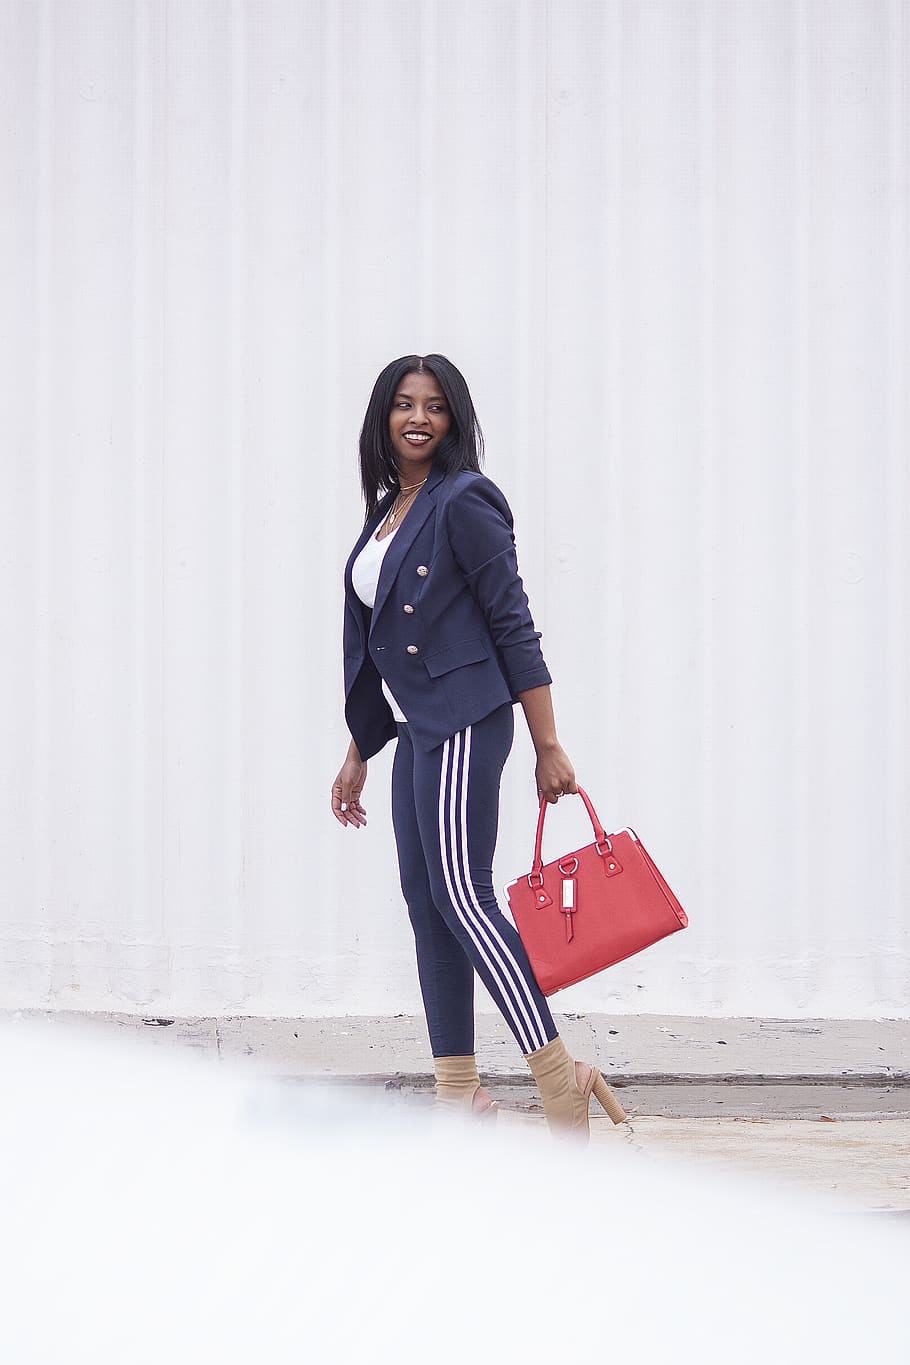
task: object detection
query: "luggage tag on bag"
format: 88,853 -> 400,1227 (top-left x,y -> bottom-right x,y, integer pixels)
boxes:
559,857 -> 578,942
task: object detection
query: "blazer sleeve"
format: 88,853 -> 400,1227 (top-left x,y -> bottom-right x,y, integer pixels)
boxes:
445,476 -> 553,696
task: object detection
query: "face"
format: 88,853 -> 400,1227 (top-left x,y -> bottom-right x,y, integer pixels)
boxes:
388,370 -> 451,477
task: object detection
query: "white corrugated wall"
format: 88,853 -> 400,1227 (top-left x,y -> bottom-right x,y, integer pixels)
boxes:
2,0 -> 907,1019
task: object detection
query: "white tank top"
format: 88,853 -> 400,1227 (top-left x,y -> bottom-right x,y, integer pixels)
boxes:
351,527 -> 408,723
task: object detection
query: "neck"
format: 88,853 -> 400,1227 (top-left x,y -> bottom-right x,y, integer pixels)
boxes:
394,457 -> 434,489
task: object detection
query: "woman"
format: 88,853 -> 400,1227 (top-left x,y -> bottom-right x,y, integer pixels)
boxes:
331,354 -> 624,1140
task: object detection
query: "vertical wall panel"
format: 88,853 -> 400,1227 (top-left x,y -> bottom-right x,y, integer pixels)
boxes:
1,0 -> 907,1019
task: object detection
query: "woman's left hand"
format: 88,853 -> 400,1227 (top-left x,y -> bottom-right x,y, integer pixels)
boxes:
534,742 -> 578,805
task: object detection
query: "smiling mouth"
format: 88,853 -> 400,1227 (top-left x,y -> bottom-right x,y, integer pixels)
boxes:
402,432 -> 432,445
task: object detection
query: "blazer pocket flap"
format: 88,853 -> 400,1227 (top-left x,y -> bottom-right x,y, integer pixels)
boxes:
423,637 -> 490,678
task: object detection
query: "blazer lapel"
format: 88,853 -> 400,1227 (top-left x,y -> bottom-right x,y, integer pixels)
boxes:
371,463 -> 445,623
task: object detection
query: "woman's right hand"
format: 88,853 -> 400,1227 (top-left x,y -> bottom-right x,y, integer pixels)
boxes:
331,748 -> 368,828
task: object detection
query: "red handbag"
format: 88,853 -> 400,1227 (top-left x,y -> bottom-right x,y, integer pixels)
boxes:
505,786 -> 688,996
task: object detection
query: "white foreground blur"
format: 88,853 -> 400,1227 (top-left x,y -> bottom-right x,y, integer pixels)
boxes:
1,1016 -> 907,1364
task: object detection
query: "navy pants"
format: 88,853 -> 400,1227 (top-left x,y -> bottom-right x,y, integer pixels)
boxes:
391,701 -> 558,1058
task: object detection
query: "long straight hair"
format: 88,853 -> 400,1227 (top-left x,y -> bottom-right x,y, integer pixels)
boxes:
358,354 -> 484,518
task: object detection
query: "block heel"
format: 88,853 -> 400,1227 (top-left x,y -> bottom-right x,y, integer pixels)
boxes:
592,1072 -> 627,1124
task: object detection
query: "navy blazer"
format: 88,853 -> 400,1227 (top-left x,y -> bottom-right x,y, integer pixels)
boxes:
342,461 -> 552,759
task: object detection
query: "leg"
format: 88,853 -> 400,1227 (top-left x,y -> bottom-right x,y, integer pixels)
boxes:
408,707 -> 626,1137
410,704 -> 559,1057
391,723 -> 476,1058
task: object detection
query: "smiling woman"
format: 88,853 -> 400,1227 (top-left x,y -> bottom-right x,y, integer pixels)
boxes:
376,373 -> 451,540
330,353 -> 628,1142
355,354 -> 485,518
389,372 -> 449,467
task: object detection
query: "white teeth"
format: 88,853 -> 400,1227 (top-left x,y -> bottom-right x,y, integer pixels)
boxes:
405,433 -> 430,441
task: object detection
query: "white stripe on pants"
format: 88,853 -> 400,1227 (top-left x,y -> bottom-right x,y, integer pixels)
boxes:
435,726 -> 550,1054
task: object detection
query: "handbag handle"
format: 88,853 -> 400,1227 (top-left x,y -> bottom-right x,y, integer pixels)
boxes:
529,785 -> 613,889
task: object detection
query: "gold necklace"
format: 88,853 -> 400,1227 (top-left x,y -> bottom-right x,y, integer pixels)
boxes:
387,472 -> 425,518
382,479 -> 425,533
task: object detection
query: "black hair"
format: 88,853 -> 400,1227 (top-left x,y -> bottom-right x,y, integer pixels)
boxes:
358,353 -> 484,517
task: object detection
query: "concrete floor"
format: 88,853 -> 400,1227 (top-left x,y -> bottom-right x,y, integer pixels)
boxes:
8,1007 -> 910,1216
297,1072 -> 909,1216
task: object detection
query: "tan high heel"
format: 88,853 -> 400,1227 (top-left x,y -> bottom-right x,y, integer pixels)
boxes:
524,1035 -> 626,1140
433,1055 -> 499,1121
